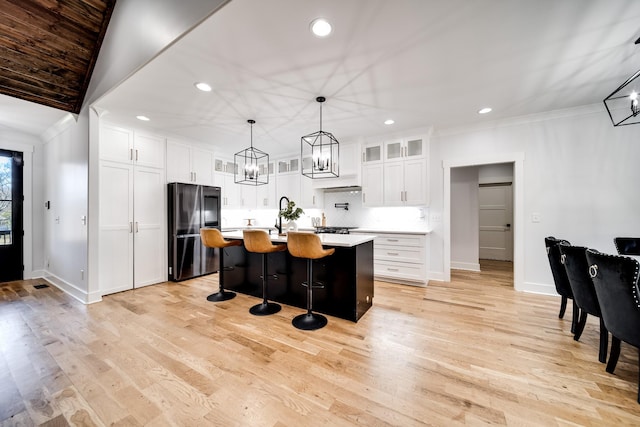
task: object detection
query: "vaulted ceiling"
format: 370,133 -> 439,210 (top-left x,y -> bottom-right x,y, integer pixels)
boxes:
0,0 -> 115,114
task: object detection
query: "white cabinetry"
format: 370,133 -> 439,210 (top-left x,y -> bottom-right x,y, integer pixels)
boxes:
214,158 -> 258,209
275,157 -> 301,204
98,124 -> 166,296
255,162 -> 276,208
353,231 -> 428,285
166,140 -> 214,185
362,135 -> 428,207
362,163 -> 383,206
312,142 -> 361,189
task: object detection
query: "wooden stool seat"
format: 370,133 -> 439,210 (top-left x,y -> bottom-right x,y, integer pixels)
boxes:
201,228 -> 242,302
287,232 -> 335,330
243,230 -> 286,316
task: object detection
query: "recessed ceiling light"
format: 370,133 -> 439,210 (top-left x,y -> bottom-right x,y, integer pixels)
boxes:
310,18 -> 332,37
195,82 -> 212,92
136,115 -> 150,121
384,119 -> 395,125
478,107 -> 492,114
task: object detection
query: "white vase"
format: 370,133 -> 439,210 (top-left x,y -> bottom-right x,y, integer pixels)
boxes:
286,220 -> 298,232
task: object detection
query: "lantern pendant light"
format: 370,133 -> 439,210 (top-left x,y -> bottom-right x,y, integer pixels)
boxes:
301,96 -> 339,179
234,119 -> 269,186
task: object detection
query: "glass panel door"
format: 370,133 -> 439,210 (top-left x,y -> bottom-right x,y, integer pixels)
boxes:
0,149 -> 23,282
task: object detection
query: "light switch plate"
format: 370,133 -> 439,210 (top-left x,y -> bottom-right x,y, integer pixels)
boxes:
531,212 -> 541,223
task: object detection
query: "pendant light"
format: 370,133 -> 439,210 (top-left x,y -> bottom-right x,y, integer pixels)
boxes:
234,119 -> 269,186
301,96 -> 339,179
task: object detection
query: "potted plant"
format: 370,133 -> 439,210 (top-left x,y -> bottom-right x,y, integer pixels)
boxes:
279,200 -> 304,232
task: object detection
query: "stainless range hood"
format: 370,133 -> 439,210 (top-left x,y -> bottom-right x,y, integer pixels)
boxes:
323,186 -> 362,193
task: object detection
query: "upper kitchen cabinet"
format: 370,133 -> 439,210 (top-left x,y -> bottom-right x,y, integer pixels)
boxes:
384,136 -> 426,162
166,139 -> 214,186
255,162 -> 277,209
312,142 -> 361,189
362,142 -> 383,164
214,158 -> 259,209
275,155 -> 301,204
99,124 -> 165,169
363,133 -> 430,207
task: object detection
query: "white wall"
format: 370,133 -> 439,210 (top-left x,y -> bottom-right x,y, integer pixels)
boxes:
450,166 -> 479,271
479,163 -> 513,184
429,106 -> 640,294
36,0 -> 230,302
42,116 -> 89,300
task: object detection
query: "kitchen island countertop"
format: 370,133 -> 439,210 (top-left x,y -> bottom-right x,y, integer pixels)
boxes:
222,230 -> 376,248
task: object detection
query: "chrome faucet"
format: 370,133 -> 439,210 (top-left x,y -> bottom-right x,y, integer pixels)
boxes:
277,196 -> 290,235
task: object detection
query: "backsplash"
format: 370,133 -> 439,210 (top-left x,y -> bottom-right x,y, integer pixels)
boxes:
222,189 -> 429,231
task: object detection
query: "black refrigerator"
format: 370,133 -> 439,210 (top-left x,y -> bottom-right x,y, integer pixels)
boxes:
168,183 -> 221,281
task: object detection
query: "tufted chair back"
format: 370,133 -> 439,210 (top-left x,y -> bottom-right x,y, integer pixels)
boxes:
545,236 -> 574,299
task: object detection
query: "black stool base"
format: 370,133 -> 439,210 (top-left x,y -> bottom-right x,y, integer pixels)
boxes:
250,302 -> 281,316
292,313 -> 327,330
207,290 -> 236,302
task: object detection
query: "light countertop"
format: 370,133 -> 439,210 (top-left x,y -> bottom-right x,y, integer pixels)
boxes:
352,228 -> 431,235
222,230 -> 376,248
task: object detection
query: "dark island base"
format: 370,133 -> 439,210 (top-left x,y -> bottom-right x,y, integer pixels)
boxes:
220,240 -> 374,322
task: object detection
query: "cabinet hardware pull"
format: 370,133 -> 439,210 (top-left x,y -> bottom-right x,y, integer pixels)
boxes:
387,268 -> 399,272
388,252 -> 399,256
129,148 -> 133,161
135,150 -> 139,161
387,239 -> 399,242
193,172 -> 196,181
135,222 -> 139,233
129,222 -> 133,233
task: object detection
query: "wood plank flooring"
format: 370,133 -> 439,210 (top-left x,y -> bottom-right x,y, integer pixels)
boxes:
2,263 -> 640,426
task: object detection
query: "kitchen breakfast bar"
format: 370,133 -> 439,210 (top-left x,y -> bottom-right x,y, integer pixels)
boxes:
220,231 -> 376,322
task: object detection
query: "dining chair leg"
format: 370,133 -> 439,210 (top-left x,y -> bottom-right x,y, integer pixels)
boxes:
570,300 -> 579,334
573,311 -> 588,341
559,295 -> 567,319
607,336 -> 621,374
598,318 -> 608,364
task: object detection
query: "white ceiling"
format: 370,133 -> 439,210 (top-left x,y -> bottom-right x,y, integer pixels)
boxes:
5,0 -> 640,155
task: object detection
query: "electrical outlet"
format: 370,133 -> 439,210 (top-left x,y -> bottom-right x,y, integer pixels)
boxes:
531,212 -> 541,223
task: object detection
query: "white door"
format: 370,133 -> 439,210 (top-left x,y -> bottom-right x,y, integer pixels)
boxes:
99,161 -> 134,294
479,184 -> 513,261
133,166 -> 165,287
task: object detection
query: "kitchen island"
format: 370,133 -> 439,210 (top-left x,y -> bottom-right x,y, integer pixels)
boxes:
220,231 -> 375,322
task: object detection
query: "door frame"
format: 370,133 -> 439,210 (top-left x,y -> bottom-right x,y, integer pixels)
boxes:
0,141 -> 34,278
443,153 -> 524,290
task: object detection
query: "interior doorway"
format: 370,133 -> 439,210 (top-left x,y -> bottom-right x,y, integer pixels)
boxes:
443,152 -> 524,290
0,149 -> 24,282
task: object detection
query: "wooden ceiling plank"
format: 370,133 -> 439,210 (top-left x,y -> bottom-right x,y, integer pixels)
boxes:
0,0 -> 116,113
0,5 -> 97,53
0,69 -> 80,100
0,28 -> 89,76
0,46 -> 83,90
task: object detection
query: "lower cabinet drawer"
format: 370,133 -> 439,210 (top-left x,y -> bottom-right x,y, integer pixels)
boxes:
374,260 -> 426,282
375,246 -> 423,263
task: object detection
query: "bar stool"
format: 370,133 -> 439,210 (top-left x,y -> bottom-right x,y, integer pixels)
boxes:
243,229 -> 287,315
286,231 -> 335,330
200,228 -> 242,302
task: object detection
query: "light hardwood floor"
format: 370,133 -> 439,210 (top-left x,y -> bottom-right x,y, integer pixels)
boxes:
2,262 -> 640,426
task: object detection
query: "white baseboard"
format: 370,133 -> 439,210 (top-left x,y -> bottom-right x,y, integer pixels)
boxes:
428,271 -> 444,281
28,269 -> 46,279
41,271 -> 102,304
451,261 -> 481,272
522,281 -> 557,296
